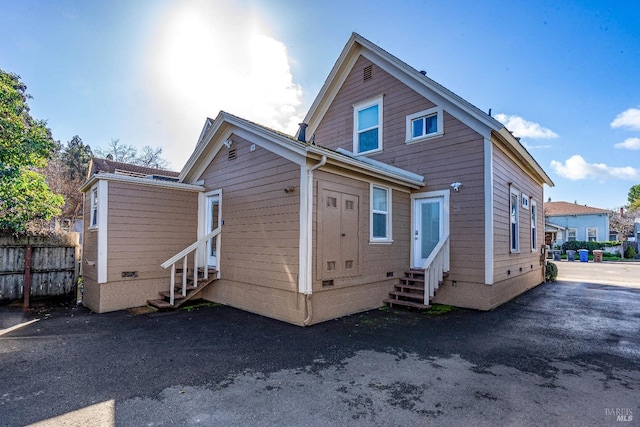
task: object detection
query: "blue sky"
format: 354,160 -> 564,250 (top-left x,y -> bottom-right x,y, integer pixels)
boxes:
1,0 -> 639,210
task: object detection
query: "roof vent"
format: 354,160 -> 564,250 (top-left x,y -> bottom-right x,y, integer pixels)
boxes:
419,70 -> 427,76
363,65 -> 373,81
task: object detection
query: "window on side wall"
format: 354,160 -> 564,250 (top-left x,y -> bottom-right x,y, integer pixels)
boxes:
587,227 -> 597,242
531,199 -> 537,251
568,229 -> 577,241
405,106 -> 443,143
90,186 -> 98,229
509,186 -> 519,253
371,184 -> 392,242
354,96 -> 383,155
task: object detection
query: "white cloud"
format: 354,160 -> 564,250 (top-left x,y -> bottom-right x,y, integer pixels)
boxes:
614,137 -> 640,150
550,155 -> 640,181
494,113 -> 558,139
144,1 -> 305,168
611,108 -> 640,131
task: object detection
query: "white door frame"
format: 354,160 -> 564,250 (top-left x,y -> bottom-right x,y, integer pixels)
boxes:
410,190 -> 449,269
199,189 -> 222,268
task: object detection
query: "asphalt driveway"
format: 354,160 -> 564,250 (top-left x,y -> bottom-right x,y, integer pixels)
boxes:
1,263 -> 639,426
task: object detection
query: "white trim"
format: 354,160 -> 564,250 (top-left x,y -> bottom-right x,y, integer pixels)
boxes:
81,173 -> 203,193
484,138 -> 494,285
509,185 -> 520,253
89,185 -> 98,230
531,199 -> 538,252
410,190 -> 450,269
96,180 -> 108,284
370,184 -> 392,243
298,165 -> 309,294
405,106 -> 444,143
353,96 -> 383,155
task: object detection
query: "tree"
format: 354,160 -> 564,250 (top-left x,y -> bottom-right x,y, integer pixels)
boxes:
609,208 -> 636,242
94,139 -> 169,170
0,69 -> 63,233
628,184 -> 640,210
136,145 -> 169,169
43,136 -> 93,228
95,138 -> 137,163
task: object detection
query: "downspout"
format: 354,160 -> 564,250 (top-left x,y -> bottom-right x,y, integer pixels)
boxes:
303,155 -> 327,326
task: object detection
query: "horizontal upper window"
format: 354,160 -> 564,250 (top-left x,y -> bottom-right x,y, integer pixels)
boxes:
405,106 -> 443,143
353,96 -> 383,155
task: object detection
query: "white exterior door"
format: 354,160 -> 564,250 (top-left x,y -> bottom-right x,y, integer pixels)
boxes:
413,196 -> 444,268
206,195 -> 221,267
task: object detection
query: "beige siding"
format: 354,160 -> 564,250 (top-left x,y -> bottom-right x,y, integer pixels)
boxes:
83,180 -> 198,313
309,171 -> 411,319
492,140 -> 545,285
313,55 -> 486,285
198,134 -> 303,323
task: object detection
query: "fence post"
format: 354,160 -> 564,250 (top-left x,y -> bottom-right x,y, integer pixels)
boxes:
23,244 -> 32,311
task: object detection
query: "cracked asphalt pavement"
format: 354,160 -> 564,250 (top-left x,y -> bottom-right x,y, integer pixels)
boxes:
1,262 -> 639,426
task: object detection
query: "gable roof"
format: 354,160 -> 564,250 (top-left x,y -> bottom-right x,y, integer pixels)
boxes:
301,32 -> 553,187
179,111 -> 425,189
88,157 -> 179,180
544,201 -> 611,216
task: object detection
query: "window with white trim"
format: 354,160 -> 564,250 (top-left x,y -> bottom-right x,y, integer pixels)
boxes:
587,227 -> 597,242
371,185 -> 391,242
354,96 -> 383,154
531,200 -> 537,251
509,186 -> 519,253
405,106 -> 443,143
90,186 -> 98,229
567,228 -> 577,241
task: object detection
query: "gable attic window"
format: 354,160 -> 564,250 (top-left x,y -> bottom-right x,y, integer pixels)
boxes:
405,106 -> 443,143
353,96 -> 383,155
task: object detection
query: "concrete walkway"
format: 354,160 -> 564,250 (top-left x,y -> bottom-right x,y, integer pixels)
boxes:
556,259 -> 640,287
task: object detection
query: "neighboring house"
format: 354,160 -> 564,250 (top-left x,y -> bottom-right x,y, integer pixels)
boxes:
544,201 -> 611,246
80,33 -> 553,325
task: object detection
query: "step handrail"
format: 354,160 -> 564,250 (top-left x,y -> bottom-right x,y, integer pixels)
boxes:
421,232 -> 450,305
161,227 -> 220,305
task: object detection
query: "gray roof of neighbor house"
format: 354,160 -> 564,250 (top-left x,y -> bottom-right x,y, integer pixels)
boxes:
544,201 -> 611,216
88,158 -> 179,180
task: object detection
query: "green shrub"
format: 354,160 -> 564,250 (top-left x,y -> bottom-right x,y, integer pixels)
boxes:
545,262 -> 558,282
624,245 -> 637,259
561,240 -> 620,254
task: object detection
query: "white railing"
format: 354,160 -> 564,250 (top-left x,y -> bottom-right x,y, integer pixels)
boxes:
421,233 -> 450,305
161,228 -> 220,306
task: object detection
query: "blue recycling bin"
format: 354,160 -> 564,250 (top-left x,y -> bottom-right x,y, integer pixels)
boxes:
578,249 -> 589,262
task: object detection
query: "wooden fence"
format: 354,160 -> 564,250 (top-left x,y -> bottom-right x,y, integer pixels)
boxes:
0,233 -> 80,303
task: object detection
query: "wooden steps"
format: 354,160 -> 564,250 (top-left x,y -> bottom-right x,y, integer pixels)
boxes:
384,269 -> 449,311
148,268 -> 217,310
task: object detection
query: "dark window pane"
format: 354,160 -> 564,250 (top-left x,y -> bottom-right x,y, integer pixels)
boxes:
373,213 -> 387,238
359,128 -> 379,152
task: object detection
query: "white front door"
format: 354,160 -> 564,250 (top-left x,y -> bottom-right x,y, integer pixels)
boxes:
413,196 -> 444,268
206,195 -> 221,267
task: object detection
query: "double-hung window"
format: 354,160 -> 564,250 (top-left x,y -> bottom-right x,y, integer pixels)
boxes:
567,229 -> 577,241
354,96 -> 383,155
587,227 -> 597,242
90,186 -> 99,229
371,184 -> 391,242
405,106 -> 443,143
531,200 -> 537,251
509,186 -> 519,253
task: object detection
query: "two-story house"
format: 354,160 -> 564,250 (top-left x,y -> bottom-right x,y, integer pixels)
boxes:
80,33 -> 553,325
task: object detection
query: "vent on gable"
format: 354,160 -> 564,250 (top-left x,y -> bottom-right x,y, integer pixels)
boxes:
363,65 -> 373,81
228,148 -> 237,161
